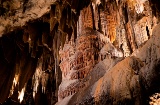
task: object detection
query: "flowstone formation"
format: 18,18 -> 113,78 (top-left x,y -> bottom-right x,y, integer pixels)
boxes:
59,28 -> 101,101
58,28 -> 124,104
0,0 -> 160,105
58,3 -> 124,101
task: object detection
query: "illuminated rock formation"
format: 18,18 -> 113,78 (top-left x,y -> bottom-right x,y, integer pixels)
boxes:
58,28 -> 102,101
0,0 -> 160,105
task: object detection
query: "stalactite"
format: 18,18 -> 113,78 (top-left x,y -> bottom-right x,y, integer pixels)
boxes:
125,2 -> 138,51
1,0 -> 160,104
32,57 -> 43,99
32,54 -> 52,97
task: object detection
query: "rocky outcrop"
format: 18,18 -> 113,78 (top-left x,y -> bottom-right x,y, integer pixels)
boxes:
0,0 -> 55,36
67,56 -> 143,105
62,24 -> 160,105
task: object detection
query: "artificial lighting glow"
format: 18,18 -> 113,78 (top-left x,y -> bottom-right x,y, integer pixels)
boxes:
42,86 -> 46,94
9,74 -> 19,97
33,92 -> 35,99
18,85 -> 26,103
13,74 -> 19,86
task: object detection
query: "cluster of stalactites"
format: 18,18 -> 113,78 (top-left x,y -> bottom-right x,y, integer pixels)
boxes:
32,56 -> 49,99
46,0 -> 149,54
50,0 -> 91,62
8,57 -> 50,103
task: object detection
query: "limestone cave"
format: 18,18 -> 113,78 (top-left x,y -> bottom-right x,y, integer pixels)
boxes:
0,0 -> 160,105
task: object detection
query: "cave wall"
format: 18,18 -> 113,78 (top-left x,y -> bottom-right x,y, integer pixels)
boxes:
0,0 -> 160,105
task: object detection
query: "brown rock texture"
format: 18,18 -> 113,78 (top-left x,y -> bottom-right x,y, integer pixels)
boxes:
62,23 -> 160,105
0,0 -> 160,105
58,28 -> 101,101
